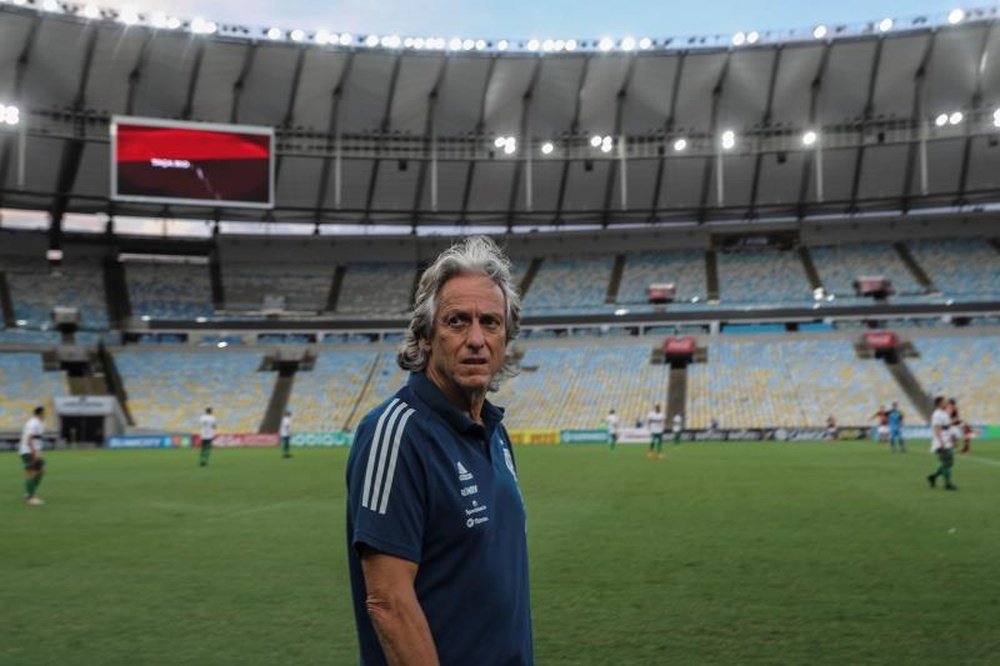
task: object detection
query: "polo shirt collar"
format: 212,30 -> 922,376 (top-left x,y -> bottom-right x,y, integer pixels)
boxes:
408,372 -> 504,442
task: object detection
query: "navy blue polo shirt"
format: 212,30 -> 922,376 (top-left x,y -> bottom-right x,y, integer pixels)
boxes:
345,371 -> 533,666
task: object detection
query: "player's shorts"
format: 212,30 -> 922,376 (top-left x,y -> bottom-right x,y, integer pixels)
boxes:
935,448 -> 955,466
877,425 -> 889,436
202,438 -> 213,448
650,432 -> 663,444
889,428 -> 902,439
20,454 -> 45,471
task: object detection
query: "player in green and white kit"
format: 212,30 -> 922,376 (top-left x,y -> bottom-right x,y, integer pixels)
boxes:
606,409 -> 619,452
199,407 -> 217,467
280,409 -> 293,459
927,396 -> 957,491
19,406 -> 46,505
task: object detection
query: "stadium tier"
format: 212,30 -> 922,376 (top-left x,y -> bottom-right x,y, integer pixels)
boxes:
0,352 -> 68,429
223,263 -> 333,312
717,250 -> 813,305
810,243 -> 924,297
906,239 -> 1000,302
616,250 -> 708,306
115,350 -> 273,433
1,256 -> 108,329
336,263 -> 415,316
286,351 -> 376,431
908,335 -> 1000,425
351,352 -> 409,423
125,262 -> 215,320
522,254 -> 614,315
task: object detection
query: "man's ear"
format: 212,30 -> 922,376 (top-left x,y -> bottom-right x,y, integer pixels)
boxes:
419,338 -> 432,352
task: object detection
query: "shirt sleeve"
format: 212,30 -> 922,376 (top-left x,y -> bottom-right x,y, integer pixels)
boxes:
347,409 -> 425,564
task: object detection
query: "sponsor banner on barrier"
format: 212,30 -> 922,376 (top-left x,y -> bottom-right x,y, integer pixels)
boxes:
290,432 -> 353,448
618,427 -> 652,444
212,433 -> 280,448
985,426 -> 1000,440
508,429 -> 560,446
560,429 -> 609,445
107,434 -> 193,449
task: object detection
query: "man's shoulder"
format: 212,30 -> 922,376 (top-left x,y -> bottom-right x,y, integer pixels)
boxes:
354,389 -> 429,445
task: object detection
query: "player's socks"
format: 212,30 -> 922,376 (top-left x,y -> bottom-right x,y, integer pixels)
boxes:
926,474 -> 936,488
33,474 -> 42,492
25,477 -> 35,497
941,466 -> 953,487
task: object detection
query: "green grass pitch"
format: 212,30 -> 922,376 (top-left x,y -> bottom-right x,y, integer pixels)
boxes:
3,441 -> 999,665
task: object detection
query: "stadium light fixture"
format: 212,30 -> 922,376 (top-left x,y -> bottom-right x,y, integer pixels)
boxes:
0,104 -> 20,126
166,16 -> 182,30
949,111 -> 964,125
81,4 -> 99,19
267,27 -> 282,40
190,18 -> 218,35
494,137 -> 507,149
365,34 -> 379,47
621,36 -> 636,51
639,37 -> 653,50
598,37 -> 614,52
475,39 -> 487,50
948,8 -> 965,24
746,31 -> 760,44
813,24 -> 828,39
217,341 -> 228,349
403,37 -> 415,48
314,28 -> 331,44
339,33 -> 352,46
590,135 -> 603,148
934,113 -> 949,127
385,35 -> 402,48
119,5 -> 139,25
497,39 -> 509,51
141,315 -> 151,322
503,138 -> 517,155
673,138 -> 688,152
448,37 -> 462,50
41,0 -> 59,12
150,12 -> 170,28
721,130 -> 736,150
462,38 -> 475,50
601,136 -> 613,153
802,130 -> 818,146
542,39 -> 555,52
813,287 -> 825,301
565,39 -> 578,51
732,31 -> 746,46
878,17 -> 894,32
16,320 -> 27,327
290,29 -> 305,42
541,142 -> 554,155
993,108 -> 1000,127
526,39 -> 540,51
826,294 -> 836,302
614,308 -> 629,316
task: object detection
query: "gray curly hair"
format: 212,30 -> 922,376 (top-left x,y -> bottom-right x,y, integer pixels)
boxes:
397,236 -> 521,389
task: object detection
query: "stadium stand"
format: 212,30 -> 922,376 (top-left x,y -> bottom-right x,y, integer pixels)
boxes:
717,250 -> 812,305
115,350 -> 272,433
351,352 -> 408,426
223,263 -> 333,312
686,339 -> 919,429
337,263 -> 415,316
906,239 -> 1000,302
126,262 -> 215,320
908,335 -> 1000,425
2,257 -> 108,329
287,351 -> 377,431
811,244 -> 923,297
523,254 -> 614,315
616,250 -> 707,306
0,353 -> 69,429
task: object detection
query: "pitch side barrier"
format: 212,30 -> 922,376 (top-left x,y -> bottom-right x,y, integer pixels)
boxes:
552,427 -> 871,445
106,432 -> 353,449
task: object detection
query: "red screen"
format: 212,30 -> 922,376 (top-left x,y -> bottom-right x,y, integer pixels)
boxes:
114,121 -> 273,207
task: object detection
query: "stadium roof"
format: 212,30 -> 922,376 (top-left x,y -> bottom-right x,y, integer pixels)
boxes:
1,2 -> 999,238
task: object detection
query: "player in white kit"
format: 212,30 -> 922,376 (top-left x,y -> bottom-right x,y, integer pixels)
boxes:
672,414 -> 683,445
199,407 -> 217,467
606,409 -> 619,452
647,404 -> 666,459
280,409 -> 293,459
926,396 -> 957,490
19,406 -> 46,505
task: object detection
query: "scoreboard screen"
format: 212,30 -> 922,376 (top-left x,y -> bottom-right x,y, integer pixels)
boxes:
111,116 -> 274,209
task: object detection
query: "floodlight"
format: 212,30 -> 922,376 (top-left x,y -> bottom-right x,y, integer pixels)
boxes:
119,5 -> 139,25
385,35 -> 402,48
639,37 -> 652,50
747,31 -> 759,44
993,108 -> 1000,127
151,12 -> 169,28
166,16 -> 181,30
813,25 -> 828,39
732,32 -> 746,46
267,27 -> 282,40
449,37 -> 462,50
878,17 -> 894,32
191,18 -> 217,34
526,39 -> 540,51
475,39 -> 486,50
621,36 -> 636,51
339,33 -> 352,45
290,29 -> 305,42
598,37 -> 614,52
802,130 -> 818,146
601,136 -> 613,153
590,135 -> 603,148
82,4 -> 99,19
497,39 -> 509,51
673,138 -> 687,152
503,138 -> 516,155
541,142 -> 554,155
1,104 -> 20,126
934,113 -> 948,127
365,34 -> 379,47
948,8 -> 965,24
494,137 -> 507,149
140,315 -> 151,322
462,38 -> 474,50
217,341 -> 228,349
41,0 -> 59,12
565,39 -> 577,51
721,130 -> 736,150
949,111 -> 963,125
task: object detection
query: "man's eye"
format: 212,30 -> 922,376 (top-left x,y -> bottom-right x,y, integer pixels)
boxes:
481,317 -> 502,331
445,316 -> 467,328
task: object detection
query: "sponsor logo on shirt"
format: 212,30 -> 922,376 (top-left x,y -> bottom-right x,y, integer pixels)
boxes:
456,461 -> 473,482
460,484 -> 478,497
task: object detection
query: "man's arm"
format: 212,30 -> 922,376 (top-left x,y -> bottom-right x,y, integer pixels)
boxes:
361,548 -> 439,666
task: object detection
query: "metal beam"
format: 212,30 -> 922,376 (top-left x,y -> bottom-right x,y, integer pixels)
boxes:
411,57 -> 452,230
649,52 -> 686,221
229,43 -> 258,124
847,37 -> 884,214
955,21 -> 996,205
0,15 -> 41,203
49,24 -> 100,251
456,59 -> 498,225
179,41 -> 206,121
797,42 -> 832,219
362,53 -> 404,224
696,52 -> 732,223
124,31 -> 154,115
312,53 -> 355,223
900,33 -> 937,212
600,56 -> 638,227
747,46 -> 783,218
553,57 -> 591,225
504,58 -> 543,232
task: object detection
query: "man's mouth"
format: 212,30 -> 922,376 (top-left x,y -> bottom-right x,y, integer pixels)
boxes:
461,358 -> 488,365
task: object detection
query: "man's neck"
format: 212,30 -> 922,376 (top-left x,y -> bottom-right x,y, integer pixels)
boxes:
426,371 -> 487,425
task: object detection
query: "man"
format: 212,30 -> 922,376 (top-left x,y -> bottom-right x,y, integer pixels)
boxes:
345,236 -> 532,665
927,396 -> 957,491
647,404 -> 666,459
886,401 -> 905,453
824,415 -> 838,441
19,406 -> 46,506
198,407 -> 216,467
606,408 -> 619,452
672,413 -> 683,446
280,409 -> 293,459
872,406 -> 889,445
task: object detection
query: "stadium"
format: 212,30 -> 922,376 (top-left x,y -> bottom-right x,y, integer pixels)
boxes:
1,0 -> 999,663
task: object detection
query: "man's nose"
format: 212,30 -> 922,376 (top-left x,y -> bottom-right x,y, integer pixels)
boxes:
466,320 -> 485,347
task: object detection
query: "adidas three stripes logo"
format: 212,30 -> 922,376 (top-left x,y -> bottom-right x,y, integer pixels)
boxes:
361,398 -> 416,515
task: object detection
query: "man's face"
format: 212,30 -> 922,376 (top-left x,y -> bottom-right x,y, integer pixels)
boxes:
425,273 -> 507,400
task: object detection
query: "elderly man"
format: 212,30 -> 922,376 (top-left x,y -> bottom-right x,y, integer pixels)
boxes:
345,236 -> 533,665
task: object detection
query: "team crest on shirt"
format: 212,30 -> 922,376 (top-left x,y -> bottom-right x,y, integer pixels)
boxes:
502,446 -> 517,481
